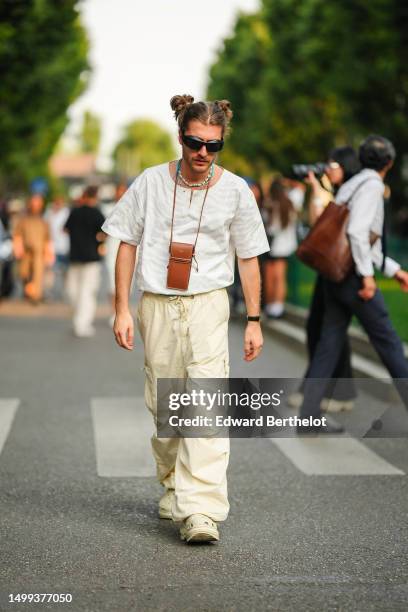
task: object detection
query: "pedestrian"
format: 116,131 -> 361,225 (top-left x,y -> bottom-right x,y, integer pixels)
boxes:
262,177 -> 298,318
0,216 -> 11,297
45,195 -> 70,300
288,146 -> 361,413
102,94 -> 269,543
0,202 -> 13,298
298,135 -> 408,434
12,194 -> 54,303
64,186 -> 106,337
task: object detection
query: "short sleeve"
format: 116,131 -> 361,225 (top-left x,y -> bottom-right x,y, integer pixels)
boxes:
101,181 -> 145,246
230,183 -> 270,258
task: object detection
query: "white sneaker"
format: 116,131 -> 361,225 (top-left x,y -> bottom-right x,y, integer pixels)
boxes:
320,398 -> 354,413
158,489 -> 175,519
180,514 -> 219,543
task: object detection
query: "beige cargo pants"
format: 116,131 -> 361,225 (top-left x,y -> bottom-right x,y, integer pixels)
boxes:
136,288 -> 230,522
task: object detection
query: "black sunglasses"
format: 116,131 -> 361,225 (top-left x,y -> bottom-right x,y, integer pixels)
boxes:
182,134 -> 224,153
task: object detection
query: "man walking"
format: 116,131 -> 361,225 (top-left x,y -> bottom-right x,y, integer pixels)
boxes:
298,135 -> 408,434
13,194 -> 54,303
65,186 -> 105,337
102,95 -> 269,543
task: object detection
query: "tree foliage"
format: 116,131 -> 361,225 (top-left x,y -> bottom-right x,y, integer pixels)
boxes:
207,0 -> 408,224
0,0 -> 89,191
207,12 -> 271,175
112,119 -> 176,178
80,110 -> 101,154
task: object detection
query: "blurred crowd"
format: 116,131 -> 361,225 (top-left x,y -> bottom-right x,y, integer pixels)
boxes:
0,173 -> 307,325
0,184 -> 127,336
0,143 -> 399,346
230,145 -> 383,321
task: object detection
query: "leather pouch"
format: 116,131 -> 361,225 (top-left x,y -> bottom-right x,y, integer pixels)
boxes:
166,241 -> 194,291
296,177 -> 382,283
296,201 -> 352,282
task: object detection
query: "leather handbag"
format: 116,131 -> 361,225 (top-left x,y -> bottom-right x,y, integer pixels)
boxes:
166,163 -> 211,291
296,178 -> 380,283
166,242 -> 195,291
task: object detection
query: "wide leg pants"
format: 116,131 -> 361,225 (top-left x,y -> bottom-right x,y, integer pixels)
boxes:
66,262 -> 101,335
300,273 -> 408,419
136,288 -> 230,522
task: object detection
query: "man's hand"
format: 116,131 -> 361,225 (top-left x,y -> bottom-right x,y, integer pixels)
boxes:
114,310 -> 134,350
358,276 -> 377,301
395,269 -> 408,292
244,322 -> 263,361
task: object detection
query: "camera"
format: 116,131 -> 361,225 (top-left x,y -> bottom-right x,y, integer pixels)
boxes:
291,163 -> 327,180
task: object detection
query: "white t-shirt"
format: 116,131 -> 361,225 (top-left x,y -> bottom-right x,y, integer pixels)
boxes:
268,213 -> 298,258
102,162 -> 269,295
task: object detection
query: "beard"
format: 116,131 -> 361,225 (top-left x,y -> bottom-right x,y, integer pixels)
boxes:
182,146 -> 214,178
188,157 -> 212,178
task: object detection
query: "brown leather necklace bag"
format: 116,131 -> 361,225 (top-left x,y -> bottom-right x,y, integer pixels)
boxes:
166,164 -> 210,291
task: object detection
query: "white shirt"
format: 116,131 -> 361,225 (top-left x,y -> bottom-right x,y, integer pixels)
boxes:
45,206 -> 70,256
335,169 -> 400,278
102,163 -> 270,295
287,187 -> 305,212
267,212 -> 298,258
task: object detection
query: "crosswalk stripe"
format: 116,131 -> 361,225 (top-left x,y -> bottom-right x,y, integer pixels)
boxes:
91,397 -> 156,477
0,399 -> 20,456
271,437 -> 404,475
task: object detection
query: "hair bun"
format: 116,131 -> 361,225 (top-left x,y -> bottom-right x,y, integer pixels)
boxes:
215,99 -> 233,121
170,94 -> 194,120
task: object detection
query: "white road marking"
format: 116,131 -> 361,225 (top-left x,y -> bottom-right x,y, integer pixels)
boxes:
91,397 -> 156,477
90,396 -> 404,477
0,399 -> 20,456
271,437 -> 404,475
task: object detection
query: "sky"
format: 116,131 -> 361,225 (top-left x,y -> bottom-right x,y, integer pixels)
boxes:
66,0 -> 260,167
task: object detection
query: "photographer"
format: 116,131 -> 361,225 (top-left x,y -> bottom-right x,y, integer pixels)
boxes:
298,135 -> 408,434
289,147 -> 361,412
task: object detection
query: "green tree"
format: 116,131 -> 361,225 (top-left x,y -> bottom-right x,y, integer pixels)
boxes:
113,119 -> 176,177
0,0 -> 89,191
207,0 -> 408,227
207,12 -> 271,177
80,110 -> 101,154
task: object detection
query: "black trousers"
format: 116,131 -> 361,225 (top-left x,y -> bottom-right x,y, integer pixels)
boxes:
300,274 -> 356,401
300,273 -> 408,419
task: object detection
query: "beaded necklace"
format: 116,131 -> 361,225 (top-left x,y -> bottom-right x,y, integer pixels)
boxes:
178,160 -> 214,188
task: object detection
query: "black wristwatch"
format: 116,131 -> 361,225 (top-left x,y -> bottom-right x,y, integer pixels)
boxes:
247,315 -> 260,322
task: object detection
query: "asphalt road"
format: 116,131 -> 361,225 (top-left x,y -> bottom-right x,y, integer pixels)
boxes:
0,305 -> 407,612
